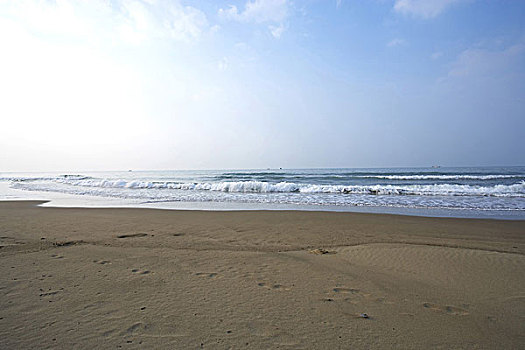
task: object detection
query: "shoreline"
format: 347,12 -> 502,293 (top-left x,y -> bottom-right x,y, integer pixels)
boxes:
2,188 -> 525,220
2,165 -> 524,221
1,201 -> 524,348
9,198 -> 525,220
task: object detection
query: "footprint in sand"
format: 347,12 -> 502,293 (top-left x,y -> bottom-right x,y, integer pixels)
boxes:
39,290 -> 61,297
0,236 -> 22,247
50,254 -> 64,259
309,248 -> 336,255
257,282 -> 291,291
53,240 -> 84,247
195,272 -> 218,278
117,233 -> 148,239
119,322 -> 148,336
422,303 -> 469,315
93,260 -> 111,265
131,268 -> 151,275
38,274 -> 53,281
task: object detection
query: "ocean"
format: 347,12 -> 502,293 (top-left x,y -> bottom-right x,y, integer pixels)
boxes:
1,167 -> 524,219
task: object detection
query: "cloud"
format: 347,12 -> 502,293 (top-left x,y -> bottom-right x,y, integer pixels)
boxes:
219,0 -> 288,39
269,23 -> 285,39
393,0 -> 466,19
387,38 -> 406,47
446,41 -> 524,78
0,0 -> 211,45
118,1 -> 210,43
163,4 -> 209,42
218,0 -> 288,23
437,38 -> 525,92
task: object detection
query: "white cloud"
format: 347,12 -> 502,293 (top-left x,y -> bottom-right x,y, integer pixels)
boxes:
219,0 -> 288,39
164,4 -> 209,42
218,5 -> 239,20
117,1 -> 210,43
445,41 -> 524,79
218,0 -> 288,23
393,0 -> 466,19
0,0 -> 211,45
436,38 -> 525,95
387,38 -> 406,47
269,23 -> 285,39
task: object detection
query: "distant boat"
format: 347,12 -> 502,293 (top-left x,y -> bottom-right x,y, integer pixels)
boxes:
431,165 -> 440,169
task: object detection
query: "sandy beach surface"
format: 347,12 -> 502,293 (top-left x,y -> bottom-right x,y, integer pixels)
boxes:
1,201 -> 524,349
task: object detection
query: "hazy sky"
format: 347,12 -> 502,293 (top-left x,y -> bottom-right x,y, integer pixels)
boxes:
1,0 -> 524,171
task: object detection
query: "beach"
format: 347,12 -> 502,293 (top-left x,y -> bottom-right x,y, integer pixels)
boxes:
1,201 -> 524,349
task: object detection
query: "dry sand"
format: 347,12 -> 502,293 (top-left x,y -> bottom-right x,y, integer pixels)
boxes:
1,201 -> 524,349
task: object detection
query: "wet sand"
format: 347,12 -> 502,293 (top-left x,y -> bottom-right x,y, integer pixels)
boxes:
1,201 -> 524,349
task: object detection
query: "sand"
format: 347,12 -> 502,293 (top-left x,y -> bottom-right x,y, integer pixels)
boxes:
0,201 -> 524,349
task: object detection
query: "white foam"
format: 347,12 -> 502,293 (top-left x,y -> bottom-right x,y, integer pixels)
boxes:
358,174 -> 523,180
47,178 -> 525,197
8,180 -> 525,211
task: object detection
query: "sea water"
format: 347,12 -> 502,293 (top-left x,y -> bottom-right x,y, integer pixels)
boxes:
1,167 -> 524,219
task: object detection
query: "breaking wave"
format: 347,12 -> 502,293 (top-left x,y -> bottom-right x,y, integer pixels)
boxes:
359,174 -> 524,180
47,178 -> 525,198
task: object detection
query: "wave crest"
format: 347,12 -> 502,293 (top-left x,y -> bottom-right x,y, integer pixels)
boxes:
49,178 -> 525,197
360,174 -> 524,180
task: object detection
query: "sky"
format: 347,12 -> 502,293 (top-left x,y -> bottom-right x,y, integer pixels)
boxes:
0,0 -> 524,171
